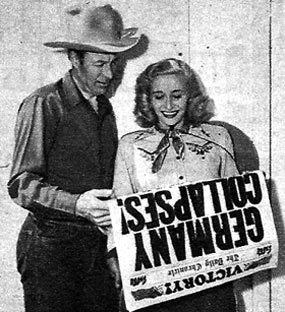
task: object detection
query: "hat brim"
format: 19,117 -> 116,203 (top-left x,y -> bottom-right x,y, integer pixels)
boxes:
44,37 -> 140,53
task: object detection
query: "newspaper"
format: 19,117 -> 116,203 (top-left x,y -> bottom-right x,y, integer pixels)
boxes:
110,171 -> 278,311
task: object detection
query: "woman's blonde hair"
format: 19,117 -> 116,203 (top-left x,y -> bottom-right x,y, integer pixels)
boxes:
134,58 -> 215,128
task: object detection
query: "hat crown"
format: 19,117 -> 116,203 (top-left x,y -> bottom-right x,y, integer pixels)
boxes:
44,2 -> 140,53
73,4 -> 123,43
66,5 -> 123,43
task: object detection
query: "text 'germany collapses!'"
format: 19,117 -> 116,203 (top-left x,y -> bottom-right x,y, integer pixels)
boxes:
117,172 -> 265,271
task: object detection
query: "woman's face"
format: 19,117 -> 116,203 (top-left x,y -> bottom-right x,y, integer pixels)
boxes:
150,74 -> 189,129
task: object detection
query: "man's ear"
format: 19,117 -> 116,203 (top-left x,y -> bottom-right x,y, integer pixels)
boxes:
69,51 -> 81,69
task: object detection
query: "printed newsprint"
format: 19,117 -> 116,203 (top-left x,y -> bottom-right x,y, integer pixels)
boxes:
109,171 -> 278,311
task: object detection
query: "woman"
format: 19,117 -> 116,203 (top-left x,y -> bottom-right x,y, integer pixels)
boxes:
112,58 -> 239,312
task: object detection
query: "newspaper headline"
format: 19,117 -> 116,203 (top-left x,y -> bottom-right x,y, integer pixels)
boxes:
110,171 -> 278,311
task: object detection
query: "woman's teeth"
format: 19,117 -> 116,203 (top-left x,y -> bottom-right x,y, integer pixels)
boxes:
162,111 -> 179,118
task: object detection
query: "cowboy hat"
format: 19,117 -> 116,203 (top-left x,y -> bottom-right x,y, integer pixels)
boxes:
44,2 -> 140,53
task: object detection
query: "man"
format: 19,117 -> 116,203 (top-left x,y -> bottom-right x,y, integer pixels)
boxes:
7,3 -> 140,312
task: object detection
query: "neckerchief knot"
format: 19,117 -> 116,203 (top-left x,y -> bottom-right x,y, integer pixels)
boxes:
152,126 -> 188,173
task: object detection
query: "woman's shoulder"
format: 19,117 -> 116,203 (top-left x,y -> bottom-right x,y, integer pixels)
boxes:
187,123 -> 232,146
189,123 -> 230,139
199,123 -> 230,136
119,128 -> 155,145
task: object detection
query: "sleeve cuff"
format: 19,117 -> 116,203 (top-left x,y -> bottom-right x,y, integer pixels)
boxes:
56,191 -> 81,215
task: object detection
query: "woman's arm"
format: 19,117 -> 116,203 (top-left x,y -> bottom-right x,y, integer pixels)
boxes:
220,128 -> 240,177
113,137 -> 135,197
107,137 -> 135,288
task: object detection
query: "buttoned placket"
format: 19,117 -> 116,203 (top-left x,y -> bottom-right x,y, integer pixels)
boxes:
174,139 -> 186,184
164,143 -> 186,185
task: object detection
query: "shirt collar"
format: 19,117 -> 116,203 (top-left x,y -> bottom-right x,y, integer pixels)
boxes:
154,124 -> 189,134
61,71 -> 111,109
71,74 -> 95,102
61,71 -> 114,117
61,70 -> 84,107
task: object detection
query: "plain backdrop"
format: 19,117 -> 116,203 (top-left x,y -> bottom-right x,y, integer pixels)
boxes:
0,1 -> 285,311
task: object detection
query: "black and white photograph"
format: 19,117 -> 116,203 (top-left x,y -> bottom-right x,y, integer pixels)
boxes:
0,1 -> 284,311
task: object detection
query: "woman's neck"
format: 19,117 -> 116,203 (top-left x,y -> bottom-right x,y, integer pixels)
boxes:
157,120 -> 184,131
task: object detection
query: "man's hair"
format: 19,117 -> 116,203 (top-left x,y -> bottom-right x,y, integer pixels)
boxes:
67,49 -> 86,65
134,58 -> 215,128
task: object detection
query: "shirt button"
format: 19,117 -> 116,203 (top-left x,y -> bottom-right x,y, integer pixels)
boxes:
179,176 -> 184,180
176,156 -> 180,160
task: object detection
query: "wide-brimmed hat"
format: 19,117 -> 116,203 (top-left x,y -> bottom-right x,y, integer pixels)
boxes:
44,2 -> 140,53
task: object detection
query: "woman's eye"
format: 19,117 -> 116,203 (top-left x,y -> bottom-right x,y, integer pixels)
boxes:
153,94 -> 164,100
93,62 -> 105,67
173,94 -> 182,99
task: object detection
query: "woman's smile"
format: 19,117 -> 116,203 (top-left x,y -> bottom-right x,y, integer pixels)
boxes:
161,110 -> 179,119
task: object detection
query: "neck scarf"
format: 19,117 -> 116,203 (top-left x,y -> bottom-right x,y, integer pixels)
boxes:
152,126 -> 188,173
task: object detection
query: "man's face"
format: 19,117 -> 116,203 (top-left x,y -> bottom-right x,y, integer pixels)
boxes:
72,52 -> 116,96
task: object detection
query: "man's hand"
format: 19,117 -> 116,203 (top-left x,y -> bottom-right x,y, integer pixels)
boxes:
75,189 -> 113,226
107,256 -> 122,289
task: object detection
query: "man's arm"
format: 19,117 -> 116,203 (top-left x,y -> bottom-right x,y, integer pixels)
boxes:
8,94 -> 112,226
75,189 -> 112,226
8,94 -> 79,213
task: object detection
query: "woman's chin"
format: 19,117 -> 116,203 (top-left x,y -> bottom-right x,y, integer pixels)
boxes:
158,120 -> 183,129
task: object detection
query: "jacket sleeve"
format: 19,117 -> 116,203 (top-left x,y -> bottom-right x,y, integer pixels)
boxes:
7,95 -> 80,215
220,128 -> 240,177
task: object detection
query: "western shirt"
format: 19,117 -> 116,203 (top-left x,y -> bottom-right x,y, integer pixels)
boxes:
113,124 -> 239,197
107,123 -> 239,251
